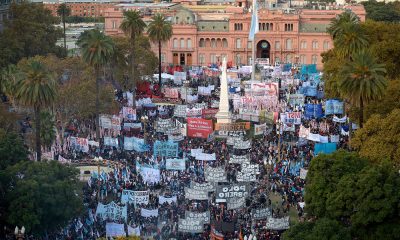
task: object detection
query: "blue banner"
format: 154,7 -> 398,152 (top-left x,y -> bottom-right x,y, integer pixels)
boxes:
325,99 -> 344,115
124,137 -> 149,152
314,143 -> 337,155
153,141 -> 179,158
305,104 -> 323,119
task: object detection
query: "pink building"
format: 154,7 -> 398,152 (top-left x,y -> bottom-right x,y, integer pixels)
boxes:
104,2 -> 365,69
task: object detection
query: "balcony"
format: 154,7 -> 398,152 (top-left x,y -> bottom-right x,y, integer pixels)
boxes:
282,48 -> 298,52
171,47 -> 194,52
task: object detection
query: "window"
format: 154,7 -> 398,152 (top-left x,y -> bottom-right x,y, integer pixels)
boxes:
275,41 -> 280,50
275,57 -> 281,64
301,41 -> 307,49
247,41 -> 252,49
235,54 -> 241,65
300,55 -> 306,64
286,39 -> 292,50
173,38 -> 178,48
312,40 -> 319,50
112,20 -> 117,29
286,54 -> 293,63
211,54 -> 216,64
161,53 -> 166,63
199,38 -> 205,47
285,23 -> 294,31
187,38 -> 192,48
222,38 -> 228,48
323,40 -> 330,50
236,38 -> 241,48
199,54 -> 205,65
234,23 -> 243,31
180,38 -> 185,48
312,54 -> 318,64
211,39 -> 216,48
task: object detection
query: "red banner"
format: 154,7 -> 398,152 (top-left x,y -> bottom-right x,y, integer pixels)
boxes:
202,108 -> 219,119
187,118 -> 213,138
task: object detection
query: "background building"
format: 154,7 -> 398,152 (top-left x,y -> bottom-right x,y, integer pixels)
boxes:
107,1 -> 365,69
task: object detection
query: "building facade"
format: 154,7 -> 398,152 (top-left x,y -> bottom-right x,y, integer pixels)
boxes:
42,0 -> 114,18
104,2 -> 366,69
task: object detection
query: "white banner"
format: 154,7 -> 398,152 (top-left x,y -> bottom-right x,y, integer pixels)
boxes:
106,222 -> 125,237
190,181 -> 216,192
251,208 -> 272,220
233,139 -> 251,150
178,218 -> 204,233
165,158 -> 186,171
266,217 -> 290,230
227,197 -> 245,210
195,152 -> 216,161
140,208 -> 159,218
139,167 -> 160,184
185,211 -> 210,224
299,168 -> 308,180
121,190 -> 149,205
229,154 -> 250,164
159,195 -> 177,205
184,187 -> 209,200
205,167 -> 227,182
254,123 -> 267,136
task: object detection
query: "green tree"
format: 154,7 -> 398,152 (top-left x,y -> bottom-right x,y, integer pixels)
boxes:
57,3 -> 71,54
282,218 -> 351,240
0,65 -> 20,107
327,10 -> 360,40
351,109 -> 400,166
0,161 -> 82,236
147,13 -> 173,87
0,129 -> 27,170
14,58 -> 57,161
338,50 -> 387,127
333,23 -> 369,59
120,10 -> 146,102
362,0 -> 400,22
39,111 -> 56,150
77,29 -> 115,141
0,2 -> 63,68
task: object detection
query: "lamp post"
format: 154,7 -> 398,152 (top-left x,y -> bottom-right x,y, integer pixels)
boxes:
94,156 -> 103,200
141,116 -> 148,142
14,226 -> 25,240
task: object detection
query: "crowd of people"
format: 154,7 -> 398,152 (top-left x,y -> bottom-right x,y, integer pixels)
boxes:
41,63 -> 350,240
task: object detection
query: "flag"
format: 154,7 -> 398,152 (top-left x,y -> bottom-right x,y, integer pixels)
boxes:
248,2 -> 259,41
239,227 -> 244,240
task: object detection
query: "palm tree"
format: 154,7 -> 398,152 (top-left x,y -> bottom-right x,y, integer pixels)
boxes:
120,10 -> 146,102
14,59 -> 57,161
333,23 -> 369,59
0,65 -> 20,105
327,10 -> 360,40
339,50 -> 387,128
57,3 -> 71,55
147,13 -> 173,87
40,111 -> 56,151
77,29 -> 114,141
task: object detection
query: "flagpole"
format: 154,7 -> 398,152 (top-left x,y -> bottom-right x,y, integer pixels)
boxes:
251,0 -> 257,94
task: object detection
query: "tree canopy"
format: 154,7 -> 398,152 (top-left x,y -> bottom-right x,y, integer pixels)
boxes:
0,129 -> 27,170
0,161 -> 83,235
362,0 -> 400,22
0,2 -> 64,68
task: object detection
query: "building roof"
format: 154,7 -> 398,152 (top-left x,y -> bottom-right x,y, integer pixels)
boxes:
299,23 -> 329,33
115,3 -> 178,8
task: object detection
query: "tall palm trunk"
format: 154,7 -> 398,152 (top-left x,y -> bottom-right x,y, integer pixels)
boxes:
35,106 -> 42,161
95,66 -> 100,141
359,98 -> 364,128
63,13 -> 67,54
130,34 -> 136,108
158,39 -> 162,87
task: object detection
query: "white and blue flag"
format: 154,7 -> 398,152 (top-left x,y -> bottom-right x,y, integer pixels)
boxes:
248,1 -> 259,41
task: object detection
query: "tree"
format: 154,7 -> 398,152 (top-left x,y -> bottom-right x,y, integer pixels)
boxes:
38,111 -> 56,150
0,65 -> 21,107
327,10 -> 360,40
120,10 -> 146,102
147,13 -> 173,87
333,23 -> 369,59
14,58 -> 57,161
304,151 -> 400,239
362,0 -> 400,22
77,29 -> 115,141
0,2 -> 63,68
282,218 -> 351,240
0,161 -> 83,236
57,3 -> 71,54
351,109 -> 400,166
338,50 -> 387,127
0,129 -> 27,170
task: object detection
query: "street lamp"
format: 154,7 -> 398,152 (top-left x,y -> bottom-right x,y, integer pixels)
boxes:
94,156 -> 103,200
141,115 -> 148,142
14,226 -> 25,240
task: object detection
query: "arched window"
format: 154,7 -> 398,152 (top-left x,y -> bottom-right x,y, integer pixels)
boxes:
187,38 -> 192,48
312,40 -> 319,50
286,39 -> 292,50
300,40 -> 307,49
235,54 -> 241,65
300,55 -> 306,64
173,38 -> 178,48
211,38 -> 216,48
216,38 -> 221,48
199,38 -> 205,47
236,38 -> 241,48
323,40 -> 330,50
222,38 -> 228,48
205,38 -> 210,47
286,54 -> 293,63
180,38 -> 185,48
312,54 -> 318,64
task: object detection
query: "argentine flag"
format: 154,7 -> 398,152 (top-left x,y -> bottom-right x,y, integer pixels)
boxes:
248,2 -> 259,41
